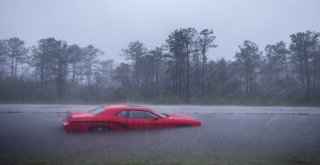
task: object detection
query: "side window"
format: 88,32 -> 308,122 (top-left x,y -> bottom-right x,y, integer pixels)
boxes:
129,111 -> 156,118
143,111 -> 156,118
116,111 -> 128,118
129,111 -> 144,118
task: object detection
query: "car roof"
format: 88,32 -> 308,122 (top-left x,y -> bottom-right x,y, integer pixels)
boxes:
106,104 -> 143,108
105,104 -> 151,111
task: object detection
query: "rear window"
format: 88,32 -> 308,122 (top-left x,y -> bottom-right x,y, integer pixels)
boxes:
88,106 -> 105,115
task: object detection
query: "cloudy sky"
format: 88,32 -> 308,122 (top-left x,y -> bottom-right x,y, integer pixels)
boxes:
1,0 -> 319,63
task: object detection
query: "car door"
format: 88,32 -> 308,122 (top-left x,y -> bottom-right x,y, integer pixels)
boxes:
113,110 -> 129,129
127,110 -> 158,129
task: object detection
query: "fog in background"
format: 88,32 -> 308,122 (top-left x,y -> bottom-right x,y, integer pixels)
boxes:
1,0 -> 319,62
0,0 -> 320,105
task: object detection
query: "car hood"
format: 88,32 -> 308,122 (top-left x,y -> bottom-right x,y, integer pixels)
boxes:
168,114 -> 195,120
166,113 -> 201,126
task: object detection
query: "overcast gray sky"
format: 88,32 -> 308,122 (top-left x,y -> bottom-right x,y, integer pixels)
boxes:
1,0 -> 319,63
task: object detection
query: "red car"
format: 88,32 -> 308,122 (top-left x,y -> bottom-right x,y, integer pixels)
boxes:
62,105 -> 201,132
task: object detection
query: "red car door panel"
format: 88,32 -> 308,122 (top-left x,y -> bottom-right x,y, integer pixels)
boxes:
127,118 -> 157,129
127,110 -> 160,129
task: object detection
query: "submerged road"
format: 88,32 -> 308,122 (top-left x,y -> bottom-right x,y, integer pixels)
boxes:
0,104 -> 320,165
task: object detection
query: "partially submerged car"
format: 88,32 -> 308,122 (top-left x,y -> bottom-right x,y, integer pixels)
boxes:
62,104 -> 201,132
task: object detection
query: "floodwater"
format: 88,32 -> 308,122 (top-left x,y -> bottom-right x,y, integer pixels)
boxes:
0,104 -> 320,165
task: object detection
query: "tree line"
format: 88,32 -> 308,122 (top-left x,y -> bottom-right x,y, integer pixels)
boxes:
0,29 -> 319,105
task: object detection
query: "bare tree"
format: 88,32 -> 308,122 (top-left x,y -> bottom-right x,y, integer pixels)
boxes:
82,45 -> 104,86
235,40 -> 261,97
264,41 -> 290,87
7,38 -> 28,78
122,41 -> 147,88
199,29 -> 217,94
113,63 -> 132,101
67,44 -> 83,84
166,29 -> 185,97
290,31 -> 320,103
33,38 -> 68,99
0,39 -> 8,79
94,59 -> 114,88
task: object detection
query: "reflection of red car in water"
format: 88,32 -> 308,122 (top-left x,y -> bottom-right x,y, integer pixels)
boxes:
62,105 -> 201,132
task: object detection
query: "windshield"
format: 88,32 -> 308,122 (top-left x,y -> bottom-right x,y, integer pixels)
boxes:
151,109 -> 167,118
88,106 -> 105,115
